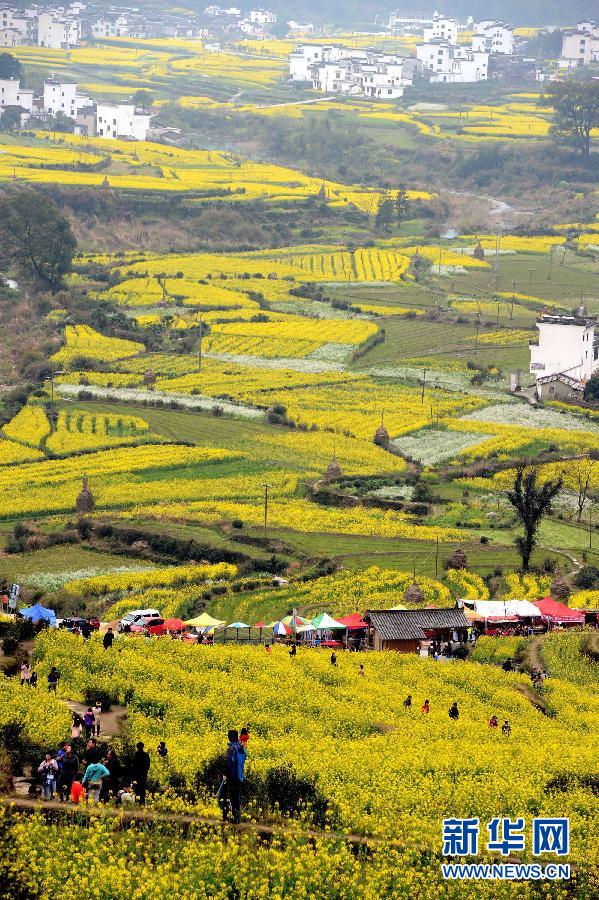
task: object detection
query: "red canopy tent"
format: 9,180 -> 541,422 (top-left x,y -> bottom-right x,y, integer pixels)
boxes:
336,613 -> 368,630
535,598 -> 585,625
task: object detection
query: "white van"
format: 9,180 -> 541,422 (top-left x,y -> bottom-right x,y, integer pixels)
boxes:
118,609 -> 161,633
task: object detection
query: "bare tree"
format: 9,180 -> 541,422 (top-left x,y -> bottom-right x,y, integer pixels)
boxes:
506,464 -> 563,570
571,458 -> 595,523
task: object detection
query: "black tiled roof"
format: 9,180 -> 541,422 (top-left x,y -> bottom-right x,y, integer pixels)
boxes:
364,608 -> 469,642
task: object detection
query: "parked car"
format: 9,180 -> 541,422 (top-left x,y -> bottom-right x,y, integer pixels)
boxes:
130,617 -> 165,635
118,609 -> 161,633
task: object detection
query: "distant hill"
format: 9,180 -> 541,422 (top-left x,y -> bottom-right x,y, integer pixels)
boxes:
267,1 -> 596,27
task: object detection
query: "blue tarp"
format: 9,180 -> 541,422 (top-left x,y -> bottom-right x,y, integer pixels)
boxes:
19,603 -> 57,625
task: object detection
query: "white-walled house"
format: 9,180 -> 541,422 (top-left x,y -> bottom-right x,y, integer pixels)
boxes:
96,102 -> 151,140
423,14 -> 458,46
249,9 -> 276,24
472,23 -> 514,55
530,311 -> 599,399
560,23 -> 599,68
38,12 -> 80,48
91,16 -> 129,38
416,41 -> 488,82
0,77 -> 34,111
43,77 -> 78,117
289,44 -> 346,81
310,51 -> 410,98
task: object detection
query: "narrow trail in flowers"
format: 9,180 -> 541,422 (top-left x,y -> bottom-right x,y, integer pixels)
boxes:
0,797 -> 400,847
65,701 -> 127,738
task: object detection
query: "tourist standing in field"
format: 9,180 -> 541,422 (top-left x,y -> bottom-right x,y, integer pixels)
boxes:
502,720 -> 511,737
82,760 -> 110,805
157,741 -> 168,760
131,741 -> 151,805
38,753 -> 58,800
71,712 -> 83,743
219,729 -> 247,825
92,702 -> 102,736
488,715 -> 498,729
82,708 -> 95,739
330,652 -> 337,667
449,702 -> 459,721
101,748 -> 121,801
47,666 -> 60,693
59,745 -> 79,802
421,699 -> 430,714
403,695 -> 412,710
103,628 -> 114,650
20,663 -> 30,685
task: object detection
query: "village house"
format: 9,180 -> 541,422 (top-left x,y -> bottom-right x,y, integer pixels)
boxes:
0,76 -> 34,113
416,40 -> 489,82
530,308 -> 599,401
472,22 -> 514,55
95,101 -> 152,140
38,11 -> 81,48
364,608 -> 469,653
560,21 -> 599,68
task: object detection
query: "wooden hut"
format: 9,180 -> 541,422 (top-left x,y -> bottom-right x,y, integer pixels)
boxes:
364,608 -> 469,653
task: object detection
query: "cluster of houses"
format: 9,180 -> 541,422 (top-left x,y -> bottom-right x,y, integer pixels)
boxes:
0,73 -> 153,139
289,13 -> 517,95
559,21 -> 599,69
0,3 -> 286,48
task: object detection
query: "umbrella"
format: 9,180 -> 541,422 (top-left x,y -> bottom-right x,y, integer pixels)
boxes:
185,613 -> 226,629
228,621 -> 251,641
253,621 -> 266,642
310,612 -> 345,630
163,618 -> 185,632
336,613 -> 368,630
270,621 -> 292,637
281,613 -> 310,629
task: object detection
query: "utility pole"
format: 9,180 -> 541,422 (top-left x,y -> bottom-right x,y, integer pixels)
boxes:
435,536 -> 439,579
198,315 -> 203,370
421,368 -> 427,403
547,246 -> 553,280
438,245 -> 442,277
528,268 -> 536,296
474,321 -> 480,356
263,483 -> 269,543
511,281 -> 515,320
589,504 -> 593,550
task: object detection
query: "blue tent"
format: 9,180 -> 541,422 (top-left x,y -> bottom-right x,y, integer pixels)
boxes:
19,603 -> 57,626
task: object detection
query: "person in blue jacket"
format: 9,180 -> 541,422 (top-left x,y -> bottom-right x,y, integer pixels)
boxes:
82,760 -> 110,806
218,729 -> 247,824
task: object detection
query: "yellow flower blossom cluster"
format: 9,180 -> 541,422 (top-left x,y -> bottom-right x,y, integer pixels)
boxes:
0,673 -> 71,747
24,629 -> 599,892
118,497 -> 468,542
502,572 -> 551,600
0,438 -> 44,466
2,404 -> 50,449
445,568 -> 490,601
476,329 -> 534,346
51,325 -> 144,364
45,410 -> 152,455
0,443 -> 237,519
64,561 -> 237,597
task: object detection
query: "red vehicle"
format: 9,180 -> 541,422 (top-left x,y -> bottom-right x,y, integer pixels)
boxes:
130,617 -> 166,635
130,617 -> 186,637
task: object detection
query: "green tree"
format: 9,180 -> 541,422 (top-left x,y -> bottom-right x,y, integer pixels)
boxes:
133,89 -> 153,108
0,107 -> 22,132
506,464 -> 562,570
0,188 -> 77,290
394,187 -> 411,228
545,81 -> 599,158
375,191 -> 394,230
584,373 -> 599,401
0,52 -> 23,81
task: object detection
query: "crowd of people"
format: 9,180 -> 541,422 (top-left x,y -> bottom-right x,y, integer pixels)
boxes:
34,737 -> 153,807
